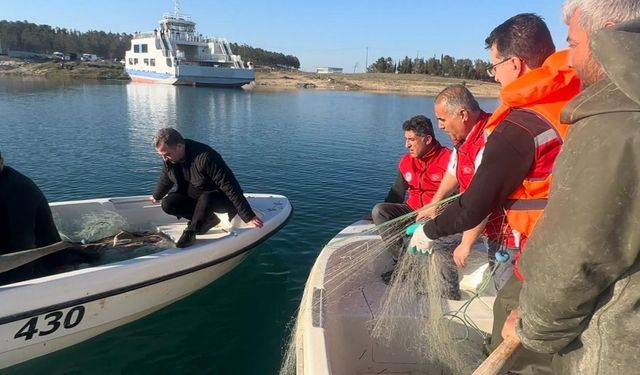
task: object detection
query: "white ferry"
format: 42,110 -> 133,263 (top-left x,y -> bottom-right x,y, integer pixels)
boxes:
124,2 -> 255,87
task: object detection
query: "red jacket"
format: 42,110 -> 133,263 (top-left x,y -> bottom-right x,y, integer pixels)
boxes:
455,111 -> 516,246
399,142 -> 451,210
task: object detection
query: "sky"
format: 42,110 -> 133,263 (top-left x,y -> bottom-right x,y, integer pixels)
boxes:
2,0 -> 569,72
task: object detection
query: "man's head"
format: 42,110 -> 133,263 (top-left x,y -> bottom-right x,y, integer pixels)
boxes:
153,128 -> 186,163
402,115 -> 436,158
485,13 -> 555,87
434,85 -> 481,143
563,0 -> 640,88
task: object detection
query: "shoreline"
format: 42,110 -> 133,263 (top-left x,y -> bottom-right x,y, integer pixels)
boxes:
0,57 -> 499,97
251,70 -> 500,98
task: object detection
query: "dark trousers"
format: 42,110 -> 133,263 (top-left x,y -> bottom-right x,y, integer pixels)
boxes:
371,202 -> 461,299
491,274 -> 552,374
161,186 -> 236,233
371,202 -> 414,259
486,238 -> 517,291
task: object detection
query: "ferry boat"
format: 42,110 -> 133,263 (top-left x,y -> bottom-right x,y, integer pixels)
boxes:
124,2 -> 255,87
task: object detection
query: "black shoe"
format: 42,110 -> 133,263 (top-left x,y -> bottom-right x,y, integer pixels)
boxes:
176,230 -> 196,248
196,214 -> 221,235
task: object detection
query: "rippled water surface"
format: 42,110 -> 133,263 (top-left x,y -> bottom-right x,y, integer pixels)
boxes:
0,77 -> 497,374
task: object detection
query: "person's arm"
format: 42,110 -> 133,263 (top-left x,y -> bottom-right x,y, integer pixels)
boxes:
383,172 -> 407,204
203,152 -> 255,222
416,170 -> 458,221
453,217 -> 488,268
517,126 -> 640,354
152,168 -> 174,202
423,121 -> 534,239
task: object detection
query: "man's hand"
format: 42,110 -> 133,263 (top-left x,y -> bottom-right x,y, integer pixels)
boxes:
248,216 -> 263,228
453,243 -> 473,268
415,205 -> 437,222
502,309 -> 520,341
406,223 -> 434,255
150,196 -> 160,204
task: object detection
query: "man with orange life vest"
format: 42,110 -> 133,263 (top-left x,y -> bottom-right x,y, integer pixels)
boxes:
417,84 -> 518,292
371,115 -> 461,299
406,13 -> 580,374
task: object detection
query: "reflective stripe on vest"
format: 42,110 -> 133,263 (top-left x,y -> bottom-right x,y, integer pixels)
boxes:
505,198 -> 548,210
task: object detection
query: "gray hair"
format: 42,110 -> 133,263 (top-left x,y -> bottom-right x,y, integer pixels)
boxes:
152,127 -> 184,148
435,84 -> 480,115
563,0 -> 640,33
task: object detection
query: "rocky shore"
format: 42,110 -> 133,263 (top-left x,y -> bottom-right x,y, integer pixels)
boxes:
0,57 -> 499,97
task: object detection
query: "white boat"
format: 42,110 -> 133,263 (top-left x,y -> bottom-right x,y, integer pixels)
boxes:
293,219 -> 496,375
124,1 -> 255,87
0,193 -> 291,369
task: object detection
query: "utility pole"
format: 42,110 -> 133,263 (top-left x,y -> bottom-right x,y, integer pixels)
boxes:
365,47 -> 368,73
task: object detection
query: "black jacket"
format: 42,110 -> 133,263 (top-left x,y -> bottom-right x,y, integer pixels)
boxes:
152,139 -> 255,222
0,166 -> 61,254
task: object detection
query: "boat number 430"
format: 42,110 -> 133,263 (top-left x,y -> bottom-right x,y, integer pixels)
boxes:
14,306 -> 85,341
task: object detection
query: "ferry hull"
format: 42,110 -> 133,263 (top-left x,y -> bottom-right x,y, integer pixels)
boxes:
127,67 -> 255,87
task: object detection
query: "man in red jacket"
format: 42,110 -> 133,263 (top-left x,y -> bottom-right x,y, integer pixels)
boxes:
420,84 -> 518,291
371,115 -> 460,298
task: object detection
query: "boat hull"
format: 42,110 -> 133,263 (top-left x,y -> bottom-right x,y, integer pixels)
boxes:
127,66 -> 255,87
0,194 -> 291,369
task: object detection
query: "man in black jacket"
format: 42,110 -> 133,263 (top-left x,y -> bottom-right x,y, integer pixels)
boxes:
151,128 -> 262,248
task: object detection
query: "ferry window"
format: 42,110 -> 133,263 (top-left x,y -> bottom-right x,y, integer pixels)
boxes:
128,58 -> 133,65
166,58 -> 172,67
143,58 -> 149,66
141,44 -> 148,53
133,58 -> 138,65
134,44 -> 140,53
150,59 -> 155,66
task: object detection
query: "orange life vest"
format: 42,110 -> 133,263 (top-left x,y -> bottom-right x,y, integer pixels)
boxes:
485,50 -> 580,276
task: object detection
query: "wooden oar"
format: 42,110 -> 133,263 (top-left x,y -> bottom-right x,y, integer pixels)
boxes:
0,241 -> 84,274
0,231 -> 171,275
472,335 -> 522,375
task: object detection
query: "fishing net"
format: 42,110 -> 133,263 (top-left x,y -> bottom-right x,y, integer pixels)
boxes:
52,209 -> 173,270
279,195 -> 501,375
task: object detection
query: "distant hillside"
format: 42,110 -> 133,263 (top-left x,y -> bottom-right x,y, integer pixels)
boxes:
0,20 -> 131,59
230,43 -> 300,70
0,20 -> 301,69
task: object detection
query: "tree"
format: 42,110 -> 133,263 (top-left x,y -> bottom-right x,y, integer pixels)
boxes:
397,56 -> 412,74
367,56 -> 395,73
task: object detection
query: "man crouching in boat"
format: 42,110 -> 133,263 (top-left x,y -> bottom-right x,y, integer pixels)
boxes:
0,150 -> 62,284
151,128 -> 263,248
371,115 -> 462,299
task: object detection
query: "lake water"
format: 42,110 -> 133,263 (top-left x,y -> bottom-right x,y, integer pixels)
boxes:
0,76 -> 498,374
